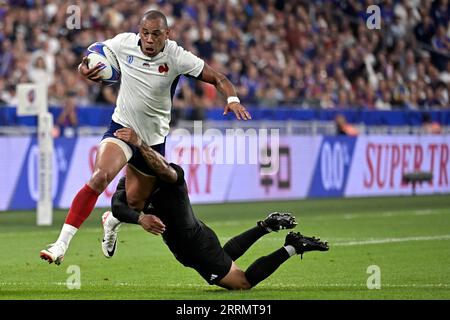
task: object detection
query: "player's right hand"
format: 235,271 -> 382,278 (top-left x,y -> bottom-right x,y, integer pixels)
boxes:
77,56 -> 105,83
114,128 -> 142,147
138,214 -> 166,235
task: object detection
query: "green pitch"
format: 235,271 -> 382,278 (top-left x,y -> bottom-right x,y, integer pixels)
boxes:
1,195 -> 449,300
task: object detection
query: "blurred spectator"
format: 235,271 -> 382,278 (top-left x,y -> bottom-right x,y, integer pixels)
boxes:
0,78 -> 8,104
421,86 -> 440,109
95,85 -> 118,105
28,56 -> 54,86
55,91 -> 78,138
0,40 -> 14,77
194,25 -> 213,62
422,112 -> 442,134
0,0 -> 448,112
335,114 -> 359,136
440,61 -> 450,83
431,0 -> 450,27
414,14 -> 436,45
377,92 -> 393,111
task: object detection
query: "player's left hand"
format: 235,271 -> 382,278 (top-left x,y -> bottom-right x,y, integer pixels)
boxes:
223,102 -> 252,120
138,214 -> 166,235
114,128 -> 142,146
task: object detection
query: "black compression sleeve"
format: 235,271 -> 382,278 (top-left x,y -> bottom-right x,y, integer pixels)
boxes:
111,189 -> 140,224
169,163 -> 185,185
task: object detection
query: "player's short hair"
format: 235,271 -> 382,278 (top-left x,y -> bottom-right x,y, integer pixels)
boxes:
141,10 -> 168,29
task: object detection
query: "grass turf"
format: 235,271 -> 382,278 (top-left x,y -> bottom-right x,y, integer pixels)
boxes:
0,195 -> 449,300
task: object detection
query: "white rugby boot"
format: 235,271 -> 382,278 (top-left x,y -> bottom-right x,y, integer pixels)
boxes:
40,241 -> 67,265
101,211 -> 121,258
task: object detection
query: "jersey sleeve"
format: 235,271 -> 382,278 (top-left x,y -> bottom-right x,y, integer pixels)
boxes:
111,189 -> 141,224
175,45 -> 205,77
169,163 -> 186,185
103,33 -> 132,56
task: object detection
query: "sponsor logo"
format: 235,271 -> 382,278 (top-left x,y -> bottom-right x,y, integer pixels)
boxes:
210,274 -> 218,281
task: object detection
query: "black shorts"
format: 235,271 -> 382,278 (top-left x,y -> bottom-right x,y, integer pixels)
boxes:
164,222 -> 233,285
102,120 -> 166,176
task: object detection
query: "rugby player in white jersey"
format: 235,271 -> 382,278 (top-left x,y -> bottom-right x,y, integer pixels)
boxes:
40,10 -> 251,265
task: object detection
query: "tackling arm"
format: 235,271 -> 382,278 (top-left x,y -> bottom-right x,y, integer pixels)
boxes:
111,180 -> 166,235
137,141 -> 178,183
113,128 -> 178,183
111,189 -> 140,224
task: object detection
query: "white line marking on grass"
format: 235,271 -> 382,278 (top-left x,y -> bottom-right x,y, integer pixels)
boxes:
159,283 -> 450,289
231,235 -> 450,246
51,281 -> 161,287
310,209 -> 450,221
413,209 -> 435,215
333,235 -> 450,247
1,282 -> 449,290
167,283 -> 450,289
258,283 -> 450,289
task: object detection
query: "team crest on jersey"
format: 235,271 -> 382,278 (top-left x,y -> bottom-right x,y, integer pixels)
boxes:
126,55 -> 134,64
158,63 -> 169,73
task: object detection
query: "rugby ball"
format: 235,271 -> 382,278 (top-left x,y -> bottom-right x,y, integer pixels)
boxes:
86,42 -> 121,85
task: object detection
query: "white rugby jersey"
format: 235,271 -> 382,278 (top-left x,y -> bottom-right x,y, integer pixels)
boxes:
103,33 -> 205,146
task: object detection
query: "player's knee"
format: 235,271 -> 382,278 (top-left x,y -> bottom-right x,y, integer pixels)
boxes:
221,269 -> 252,290
89,169 -> 110,193
233,280 -> 251,290
235,274 -> 252,290
227,278 -> 251,290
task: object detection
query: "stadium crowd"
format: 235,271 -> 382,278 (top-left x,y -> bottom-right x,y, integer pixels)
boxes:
0,0 -> 449,114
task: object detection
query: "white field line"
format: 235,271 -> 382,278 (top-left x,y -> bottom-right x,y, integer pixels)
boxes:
1,282 -> 449,289
218,234 -> 450,246
165,283 -> 450,289
209,208 -> 450,225
1,208 -> 448,238
313,208 -> 450,221
332,234 -> 450,246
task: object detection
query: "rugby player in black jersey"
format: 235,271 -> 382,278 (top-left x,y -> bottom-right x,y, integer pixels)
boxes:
102,127 -> 329,290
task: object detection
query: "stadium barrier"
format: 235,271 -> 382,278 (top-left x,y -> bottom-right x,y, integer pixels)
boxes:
0,134 -> 449,211
1,106 -> 450,127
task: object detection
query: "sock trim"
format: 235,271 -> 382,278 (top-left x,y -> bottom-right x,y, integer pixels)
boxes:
284,245 -> 296,257
62,223 -> 78,235
56,224 -> 79,247
84,183 -> 101,196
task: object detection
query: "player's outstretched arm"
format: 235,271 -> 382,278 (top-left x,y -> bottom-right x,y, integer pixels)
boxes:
111,189 -> 141,224
114,128 -> 178,183
198,63 -> 252,121
111,179 -> 166,235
